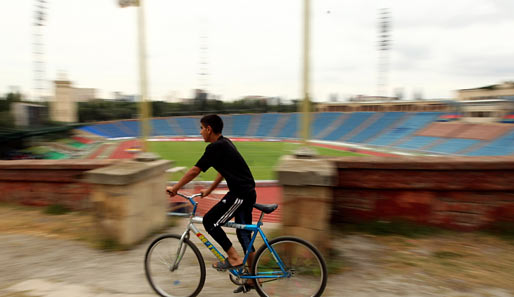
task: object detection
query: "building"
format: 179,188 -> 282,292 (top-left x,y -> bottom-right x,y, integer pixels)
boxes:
50,80 -> 77,123
457,81 -> 514,100
316,100 -> 452,112
11,102 -> 47,127
74,87 -> 96,102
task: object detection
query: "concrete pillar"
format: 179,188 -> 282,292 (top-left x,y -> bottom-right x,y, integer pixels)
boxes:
275,152 -> 336,255
84,158 -> 171,247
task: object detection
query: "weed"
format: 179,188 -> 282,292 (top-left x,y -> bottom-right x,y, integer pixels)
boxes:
44,204 -> 71,215
340,220 -> 443,238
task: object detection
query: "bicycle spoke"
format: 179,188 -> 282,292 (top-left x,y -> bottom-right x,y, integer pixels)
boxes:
145,235 -> 205,297
253,237 -> 327,297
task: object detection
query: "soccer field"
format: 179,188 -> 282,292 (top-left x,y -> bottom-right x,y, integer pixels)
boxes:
150,140 -> 364,180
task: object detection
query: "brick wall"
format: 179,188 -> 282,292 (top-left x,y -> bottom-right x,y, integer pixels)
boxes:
332,156 -> 514,230
0,160 -> 115,210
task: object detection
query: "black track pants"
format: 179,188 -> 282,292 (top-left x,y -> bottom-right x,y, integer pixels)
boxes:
202,189 -> 256,253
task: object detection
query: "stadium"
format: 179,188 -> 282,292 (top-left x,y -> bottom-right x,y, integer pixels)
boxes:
2,1 -> 514,295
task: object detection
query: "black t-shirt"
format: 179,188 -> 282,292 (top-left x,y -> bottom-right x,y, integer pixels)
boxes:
195,136 -> 255,194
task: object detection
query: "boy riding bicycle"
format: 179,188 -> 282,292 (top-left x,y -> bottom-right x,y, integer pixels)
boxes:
166,114 -> 256,293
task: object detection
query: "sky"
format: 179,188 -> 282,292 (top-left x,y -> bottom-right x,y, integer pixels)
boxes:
1,0 -> 513,102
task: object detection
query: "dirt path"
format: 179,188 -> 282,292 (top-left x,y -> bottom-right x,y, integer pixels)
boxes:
0,205 -> 513,297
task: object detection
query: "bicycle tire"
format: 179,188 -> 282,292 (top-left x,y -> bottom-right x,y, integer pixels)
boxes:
145,234 -> 206,297
252,236 -> 327,297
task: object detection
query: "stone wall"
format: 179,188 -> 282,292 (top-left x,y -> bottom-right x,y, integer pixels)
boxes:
333,156 -> 514,230
0,160 -> 115,210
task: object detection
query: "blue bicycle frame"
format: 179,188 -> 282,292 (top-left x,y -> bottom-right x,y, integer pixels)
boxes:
170,193 -> 290,280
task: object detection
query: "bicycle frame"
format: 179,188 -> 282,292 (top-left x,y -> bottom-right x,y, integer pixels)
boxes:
171,193 -> 289,280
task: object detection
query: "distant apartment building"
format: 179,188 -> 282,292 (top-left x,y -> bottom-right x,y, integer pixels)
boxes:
457,81 -> 514,100
456,82 -> 514,122
74,87 -> 96,102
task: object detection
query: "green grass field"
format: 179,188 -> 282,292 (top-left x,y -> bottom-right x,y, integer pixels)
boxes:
150,141 -> 365,180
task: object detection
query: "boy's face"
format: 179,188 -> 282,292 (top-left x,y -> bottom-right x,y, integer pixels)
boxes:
200,123 -> 211,142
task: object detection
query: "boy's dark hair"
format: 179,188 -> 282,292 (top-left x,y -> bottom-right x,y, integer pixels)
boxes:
200,114 -> 223,134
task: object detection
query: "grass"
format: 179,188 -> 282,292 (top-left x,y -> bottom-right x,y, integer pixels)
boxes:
149,141 -> 364,180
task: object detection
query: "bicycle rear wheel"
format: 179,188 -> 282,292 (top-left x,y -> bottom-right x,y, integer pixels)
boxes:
145,234 -> 206,297
252,236 -> 327,297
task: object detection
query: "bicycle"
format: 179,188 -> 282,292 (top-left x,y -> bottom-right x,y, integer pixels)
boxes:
144,193 -> 328,297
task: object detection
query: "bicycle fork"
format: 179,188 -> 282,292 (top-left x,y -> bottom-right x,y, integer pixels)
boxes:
170,229 -> 191,272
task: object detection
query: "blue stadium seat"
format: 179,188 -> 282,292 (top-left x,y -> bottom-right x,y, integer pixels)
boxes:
396,136 -> 440,150
276,113 -> 300,138
255,113 -> 281,137
220,115 -> 233,136
79,126 -> 108,137
176,117 -> 199,136
310,112 -> 343,139
151,118 -> 177,136
323,112 -> 374,141
466,130 -> 514,156
232,114 -> 252,136
348,112 -> 405,143
92,123 -> 130,138
428,138 -> 481,154
119,121 -> 140,137
368,112 -> 443,146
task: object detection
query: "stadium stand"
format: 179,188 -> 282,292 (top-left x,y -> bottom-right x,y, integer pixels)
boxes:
151,118 -> 177,136
396,136 -> 440,150
311,112 -> 343,139
118,121 -> 140,137
220,115 -> 233,136
231,114 -> 252,136
367,112 -> 443,146
276,113 -> 300,138
347,112 -> 405,143
245,114 -> 262,136
323,112 -> 375,141
427,138 -> 482,154
76,111 -> 514,156
466,130 -> 514,156
175,117 -> 199,136
254,113 -> 281,137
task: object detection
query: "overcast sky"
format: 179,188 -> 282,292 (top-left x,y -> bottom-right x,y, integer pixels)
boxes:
1,0 -> 513,102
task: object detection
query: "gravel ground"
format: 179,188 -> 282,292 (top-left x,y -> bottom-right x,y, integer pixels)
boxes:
0,219 -> 513,297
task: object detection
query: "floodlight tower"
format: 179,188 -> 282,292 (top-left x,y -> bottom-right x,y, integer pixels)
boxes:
377,8 -> 391,98
198,28 -> 210,94
33,0 -> 47,101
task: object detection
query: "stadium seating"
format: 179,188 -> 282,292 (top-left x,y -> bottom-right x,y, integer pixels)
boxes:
231,114 -> 252,136
396,136 -> 440,150
254,113 -> 281,137
466,130 -> 514,156
77,111 -> 514,156
347,112 -> 405,143
151,118 -> 177,136
323,112 -> 375,141
276,113 -> 300,138
175,117 -> 199,136
310,112 -> 343,139
427,138 -> 481,154
368,112 -> 443,146
118,121 -> 140,137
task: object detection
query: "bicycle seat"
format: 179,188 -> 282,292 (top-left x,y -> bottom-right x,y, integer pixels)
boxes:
253,203 -> 278,214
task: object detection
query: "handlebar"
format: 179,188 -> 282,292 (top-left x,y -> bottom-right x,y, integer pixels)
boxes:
176,193 -> 203,200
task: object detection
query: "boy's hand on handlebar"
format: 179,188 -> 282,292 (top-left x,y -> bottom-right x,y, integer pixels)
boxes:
166,186 -> 177,197
200,189 -> 210,198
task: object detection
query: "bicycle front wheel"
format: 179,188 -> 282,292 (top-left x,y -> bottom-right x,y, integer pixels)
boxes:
145,234 -> 206,297
253,236 -> 327,297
